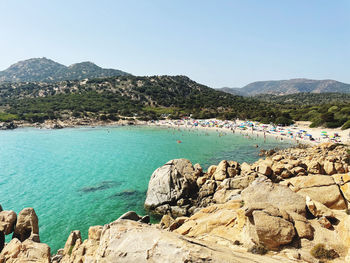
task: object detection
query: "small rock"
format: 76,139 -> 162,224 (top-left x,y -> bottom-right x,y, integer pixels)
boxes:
140,215 -> 150,224
88,225 -> 103,241
318,216 -> 332,229
227,167 -> 237,178
213,160 -> 228,181
170,206 -> 187,218
63,230 -> 81,255
160,214 -> 174,229
118,211 -> 141,221
207,165 -> 217,176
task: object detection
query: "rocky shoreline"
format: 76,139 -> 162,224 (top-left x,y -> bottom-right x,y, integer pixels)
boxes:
1,142 -> 350,262
0,118 -> 146,130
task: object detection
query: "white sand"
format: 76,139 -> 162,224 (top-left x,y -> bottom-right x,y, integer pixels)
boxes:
149,119 -> 350,145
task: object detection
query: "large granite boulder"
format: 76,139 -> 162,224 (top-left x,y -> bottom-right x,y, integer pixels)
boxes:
173,200 -> 246,246
144,159 -> 198,211
239,178 -> 309,249
0,210 -> 17,235
241,177 -> 306,215
212,160 -> 228,181
281,175 -> 347,209
12,208 -> 39,242
0,238 -> 50,263
252,210 -> 295,250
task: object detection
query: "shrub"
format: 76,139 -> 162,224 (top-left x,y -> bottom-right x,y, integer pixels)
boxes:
248,244 -> 268,255
342,120 -> 350,130
309,118 -> 323,128
275,116 -> 294,126
68,245 -> 74,255
310,244 -> 339,260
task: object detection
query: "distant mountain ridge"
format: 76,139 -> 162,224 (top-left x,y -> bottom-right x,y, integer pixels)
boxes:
219,78 -> 350,96
0,58 -> 130,83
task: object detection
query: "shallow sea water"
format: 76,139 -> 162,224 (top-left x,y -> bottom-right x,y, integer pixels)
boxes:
0,125 -> 294,251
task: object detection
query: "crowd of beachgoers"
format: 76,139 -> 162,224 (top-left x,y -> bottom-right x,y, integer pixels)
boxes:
150,118 -> 350,145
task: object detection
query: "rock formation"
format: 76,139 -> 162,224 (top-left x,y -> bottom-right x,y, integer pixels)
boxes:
3,142 -> 350,262
12,207 -> 39,242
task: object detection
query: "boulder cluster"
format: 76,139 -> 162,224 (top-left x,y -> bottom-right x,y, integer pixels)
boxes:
0,207 -> 51,263
146,143 -> 350,262
3,142 -> 350,262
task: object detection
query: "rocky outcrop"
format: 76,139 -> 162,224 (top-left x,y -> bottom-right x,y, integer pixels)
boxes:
281,175 -> 347,209
0,238 -> 50,263
13,207 -> 39,242
241,177 -> 306,215
4,142 -> 350,262
60,218 -> 298,263
145,158 -> 258,218
144,159 -> 198,216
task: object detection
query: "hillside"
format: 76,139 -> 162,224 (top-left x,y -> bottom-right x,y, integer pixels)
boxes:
0,58 -> 130,83
0,75 -> 275,123
217,87 -> 244,96
254,93 -> 350,105
220,79 -> 350,96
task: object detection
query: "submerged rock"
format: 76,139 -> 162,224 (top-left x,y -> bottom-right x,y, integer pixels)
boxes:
79,180 -> 121,193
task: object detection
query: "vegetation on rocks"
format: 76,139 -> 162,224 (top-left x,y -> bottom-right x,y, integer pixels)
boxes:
248,244 -> 268,255
310,243 -> 339,260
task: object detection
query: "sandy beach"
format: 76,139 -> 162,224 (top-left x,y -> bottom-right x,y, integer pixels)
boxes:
149,118 -> 350,145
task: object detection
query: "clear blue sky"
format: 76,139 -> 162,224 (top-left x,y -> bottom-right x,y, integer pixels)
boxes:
0,0 -> 349,88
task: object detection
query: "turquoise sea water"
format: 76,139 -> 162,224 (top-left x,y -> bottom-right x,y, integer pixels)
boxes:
0,125 -> 294,252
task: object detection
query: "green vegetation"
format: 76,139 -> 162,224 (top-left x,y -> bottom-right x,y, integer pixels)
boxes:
310,244 -> 339,260
254,92 -> 350,105
0,112 -> 19,122
1,75 -> 350,129
253,93 -> 350,129
0,75 -> 294,125
68,245 -> 74,256
248,244 -> 268,255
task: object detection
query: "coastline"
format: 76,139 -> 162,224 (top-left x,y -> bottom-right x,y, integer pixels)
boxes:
2,117 -> 349,146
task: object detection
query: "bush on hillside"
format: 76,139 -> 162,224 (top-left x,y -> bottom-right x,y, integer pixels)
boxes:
342,120 -> 350,130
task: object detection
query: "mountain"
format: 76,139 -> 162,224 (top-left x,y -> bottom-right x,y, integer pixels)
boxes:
0,58 -> 130,83
220,79 -> 350,96
217,87 -> 245,96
